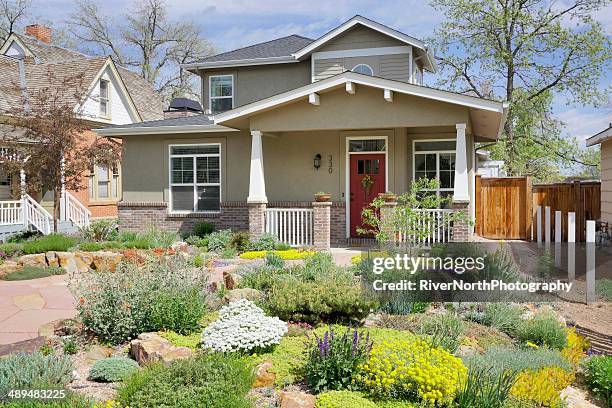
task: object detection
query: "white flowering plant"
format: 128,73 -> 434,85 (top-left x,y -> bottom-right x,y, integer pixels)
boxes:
201,299 -> 288,353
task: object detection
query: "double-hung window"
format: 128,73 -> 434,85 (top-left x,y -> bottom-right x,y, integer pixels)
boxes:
170,144 -> 221,212
89,164 -> 120,201
414,140 -> 456,202
99,79 -> 110,118
209,75 -> 233,114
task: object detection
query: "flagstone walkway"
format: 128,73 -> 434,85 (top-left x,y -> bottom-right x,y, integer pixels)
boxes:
0,275 -> 76,346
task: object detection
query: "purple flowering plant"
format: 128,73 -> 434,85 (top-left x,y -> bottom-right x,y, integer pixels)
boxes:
305,326 -> 372,393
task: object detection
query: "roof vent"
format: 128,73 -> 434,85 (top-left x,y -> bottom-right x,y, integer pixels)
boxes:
164,98 -> 203,119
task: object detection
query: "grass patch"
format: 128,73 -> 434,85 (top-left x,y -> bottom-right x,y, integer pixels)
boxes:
0,242 -> 24,257
2,266 -> 65,281
22,234 -> 77,254
158,330 -> 201,349
597,279 -> 612,301
78,241 -> 124,252
247,335 -> 309,387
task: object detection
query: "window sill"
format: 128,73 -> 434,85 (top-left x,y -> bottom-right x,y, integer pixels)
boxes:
167,211 -> 221,219
89,199 -> 120,205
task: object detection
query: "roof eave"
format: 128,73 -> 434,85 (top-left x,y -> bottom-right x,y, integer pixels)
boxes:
182,56 -> 297,73
585,127 -> 612,146
93,124 -> 238,137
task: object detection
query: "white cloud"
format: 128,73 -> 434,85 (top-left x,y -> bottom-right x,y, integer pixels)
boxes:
556,107 -> 612,143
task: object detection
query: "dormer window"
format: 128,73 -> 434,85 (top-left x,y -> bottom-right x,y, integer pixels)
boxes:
351,64 -> 374,76
99,79 -> 110,118
209,75 -> 234,114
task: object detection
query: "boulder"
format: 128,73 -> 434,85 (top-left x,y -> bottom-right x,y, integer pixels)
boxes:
56,252 -> 78,274
0,261 -> 22,278
84,345 -> 115,364
92,251 -> 123,272
223,271 -> 242,290
252,360 -> 275,388
19,253 -> 47,268
73,251 -> 94,272
279,391 -> 315,408
45,252 -> 59,267
224,288 -> 263,303
130,332 -> 194,365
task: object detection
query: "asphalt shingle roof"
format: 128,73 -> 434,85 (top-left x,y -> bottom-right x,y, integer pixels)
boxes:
108,114 -> 214,129
196,35 -> 314,63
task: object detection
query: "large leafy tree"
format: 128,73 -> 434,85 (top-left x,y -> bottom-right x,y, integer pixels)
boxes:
430,0 -> 610,180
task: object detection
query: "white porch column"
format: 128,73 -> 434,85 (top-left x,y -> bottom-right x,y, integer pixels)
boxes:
453,123 -> 470,202
247,130 -> 267,203
20,169 -> 27,227
59,156 -> 67,221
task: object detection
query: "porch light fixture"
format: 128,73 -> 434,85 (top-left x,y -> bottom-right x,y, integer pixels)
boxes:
314,154 -> 322,170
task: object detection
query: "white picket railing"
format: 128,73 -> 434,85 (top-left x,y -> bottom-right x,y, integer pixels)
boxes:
397,209 -> 454,244
0,201 -> 23,225
23,194 -> 51,235
65,191 -> 91,228
265,208 -> 314,247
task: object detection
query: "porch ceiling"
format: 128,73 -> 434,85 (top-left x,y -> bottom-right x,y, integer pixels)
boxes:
215,72 -> 508,140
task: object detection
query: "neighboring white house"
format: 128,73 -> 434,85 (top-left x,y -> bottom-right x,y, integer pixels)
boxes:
476,150 -> 505,177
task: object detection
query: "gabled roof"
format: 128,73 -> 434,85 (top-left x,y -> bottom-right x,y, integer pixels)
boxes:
585,125 -> 612,146
0,33 -> 163,122
183,15 -> 435,72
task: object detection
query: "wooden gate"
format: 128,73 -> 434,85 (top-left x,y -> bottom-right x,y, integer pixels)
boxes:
475,176 -> 531,239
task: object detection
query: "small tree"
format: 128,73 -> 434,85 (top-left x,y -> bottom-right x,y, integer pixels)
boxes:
358,178 -> 467,245
0,70 -> 120,232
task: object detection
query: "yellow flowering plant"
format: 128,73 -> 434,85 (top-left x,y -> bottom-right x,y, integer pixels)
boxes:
356,338 -> 467,404
510,366 -> 574,407
239,249 -> 315,260
561,328 -> 589,365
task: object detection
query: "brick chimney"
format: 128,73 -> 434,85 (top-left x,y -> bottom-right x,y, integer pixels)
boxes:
25,24 -> 52,44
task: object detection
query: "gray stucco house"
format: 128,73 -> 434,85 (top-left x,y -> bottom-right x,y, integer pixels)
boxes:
96,15 -> 508,248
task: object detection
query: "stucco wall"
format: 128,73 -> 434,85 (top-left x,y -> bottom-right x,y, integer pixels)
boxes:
602,140 -> 612,223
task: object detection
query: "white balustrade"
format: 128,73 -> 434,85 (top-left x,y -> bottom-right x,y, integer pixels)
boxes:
397,209 -> 454,244
265,208 -> 314,247
66,191 -> 91,228
0,201 -> 23,225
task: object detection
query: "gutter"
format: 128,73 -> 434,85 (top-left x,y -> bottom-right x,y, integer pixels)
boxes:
93,124 -> 238,137
182,56 -> 297,72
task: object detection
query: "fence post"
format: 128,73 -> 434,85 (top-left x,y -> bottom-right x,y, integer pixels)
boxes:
545,206 -> 551,246
574,180 -> 583,241
525,176 -> 533,241
567,212 -> 575,283
475,175 -> 481,236
554,210 -> 562,267
536,206 -> 542,244
586,220 -> 595,304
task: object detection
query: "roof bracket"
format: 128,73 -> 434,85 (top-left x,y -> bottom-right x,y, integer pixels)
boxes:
384,89 -> 393,102
345,81 -> 356,94
309,93 -> 320,106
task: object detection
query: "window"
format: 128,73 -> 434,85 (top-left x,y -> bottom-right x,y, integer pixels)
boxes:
351,64 -> 374,76
170,144 -> 221,212
89,164 -> 120,201
349,139 -> 386,152
99,79 -> 110,118
414,140 -> 456,201
209,75 -> 233,114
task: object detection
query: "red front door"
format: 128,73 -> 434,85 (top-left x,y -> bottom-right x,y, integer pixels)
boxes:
350,154 -> 386,237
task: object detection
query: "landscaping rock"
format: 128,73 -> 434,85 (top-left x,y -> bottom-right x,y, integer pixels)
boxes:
92,251 -> 123,272
223,271 -> 242,290
130,332 -> 194,365
279,390 -> 315,408
84,345 -> 115,364
56,252 -> 78,274
224,288 -> 263,303
19,253 -> 47,268
73,251 -> 94,272
45,252 -> 59,267
253,359 -> 275,388
0,260 -> 21,277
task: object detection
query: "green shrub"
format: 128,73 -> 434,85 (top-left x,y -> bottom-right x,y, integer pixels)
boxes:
138,228 -> 178,248
22,234 -> 76,254
1,392 -> 92,407
463,346 -> 572,374
246,233 -> 277,251
275,242 -> 291,250
231,231 -> 251,251
582,355 -> 612,406
265,273 -> 375,324
78,241 -> 124,252
79,219 -> 119,242
0,242 -> 23,257
89,357 -> 139,382
193,221 -> 215,237
2,266 -> 65,281
62,338 -> 78,355
70,255 -> 208,344
6,230 -> 39,243
184,235 -> 208,247
158,330 -> 202,349
516,312 -> 567,350
305,327 -> 372,393
0,352 -> 73,399
265,251 -> 285,269
455,365 -> 519,408
316,391 -> 377,408
596,279 -> 612,301
207,229 -> 233,252
118,353 -> 254,408
419,313 -> 464,352
118,231 -> 137,242
239,264 -> 282,291
481,303 -> 524,336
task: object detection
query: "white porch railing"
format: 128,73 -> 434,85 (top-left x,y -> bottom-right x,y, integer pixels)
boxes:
0,201 -> 23,225
265,208 -> 314,247
23,194 -> 51,235
397,209 -> 454,244
65,191 -> 91,228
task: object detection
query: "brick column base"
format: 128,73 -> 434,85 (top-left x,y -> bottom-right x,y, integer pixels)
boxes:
248,202 -> 266,238
380,201 -> 397,243
451,201 -> 471,242
312,201 -> 332,250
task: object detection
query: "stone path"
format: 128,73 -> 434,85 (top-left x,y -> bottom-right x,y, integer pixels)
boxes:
0,275 -> 76,346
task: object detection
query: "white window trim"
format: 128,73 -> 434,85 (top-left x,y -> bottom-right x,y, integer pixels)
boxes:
168,143 -> 222,214
99,79 -> 111,119
209,74 -> 234,114
89,164 -> 121,202
412,139 -> 456,197
344,136 -> 389,238
351,63 -> 374,76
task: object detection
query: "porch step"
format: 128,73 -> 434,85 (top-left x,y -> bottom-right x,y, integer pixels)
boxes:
54,220 -> 79,235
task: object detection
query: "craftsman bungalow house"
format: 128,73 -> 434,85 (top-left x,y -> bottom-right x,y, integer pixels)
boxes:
96,16 -> 508,248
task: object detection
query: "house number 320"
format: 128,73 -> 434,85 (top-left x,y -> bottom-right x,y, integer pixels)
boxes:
327,155 -> 333,174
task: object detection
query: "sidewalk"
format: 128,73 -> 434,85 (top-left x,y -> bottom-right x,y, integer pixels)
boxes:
0,275 -> 76,346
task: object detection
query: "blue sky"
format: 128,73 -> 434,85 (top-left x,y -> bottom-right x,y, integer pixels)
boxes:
34,0 -> 611,144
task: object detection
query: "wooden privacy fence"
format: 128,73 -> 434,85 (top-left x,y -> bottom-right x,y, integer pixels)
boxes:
475,176 -> 601,241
